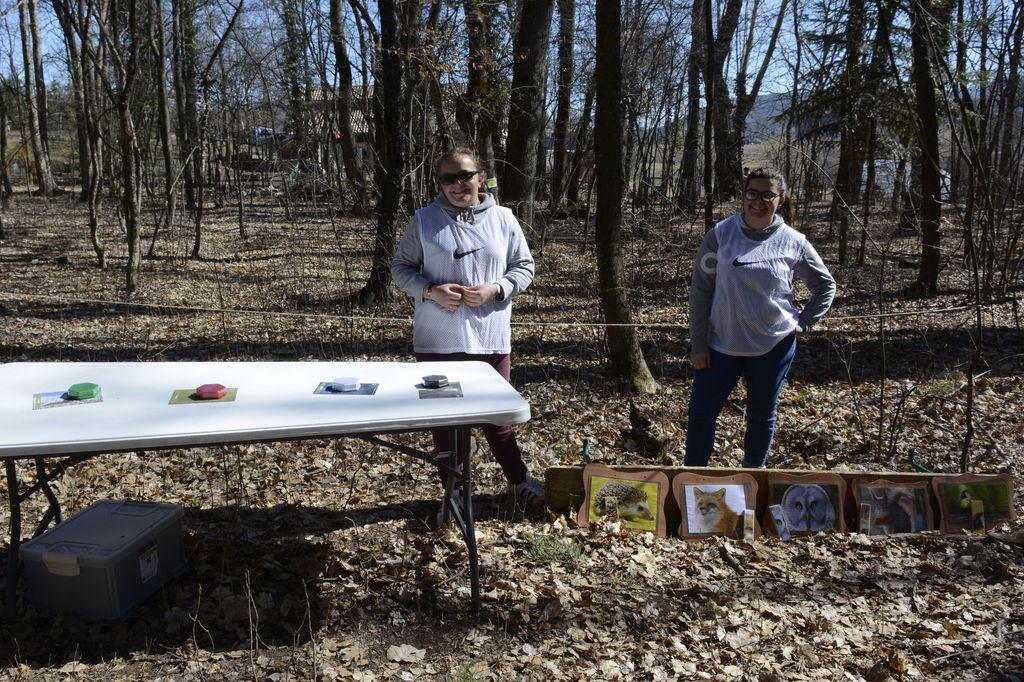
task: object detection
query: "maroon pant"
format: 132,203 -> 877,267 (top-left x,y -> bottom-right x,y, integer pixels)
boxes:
415,352 -> 528,486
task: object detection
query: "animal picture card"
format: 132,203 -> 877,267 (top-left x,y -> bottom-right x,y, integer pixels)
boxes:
577,465 -> 669,537
852,479 -> 933,535
673,473 -> 759,540
766,472 -> 847,536
767,504 -> 792,541
932,474 -> 1016,535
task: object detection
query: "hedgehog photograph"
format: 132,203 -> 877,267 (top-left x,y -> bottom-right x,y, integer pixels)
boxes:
592,480 -> 655,522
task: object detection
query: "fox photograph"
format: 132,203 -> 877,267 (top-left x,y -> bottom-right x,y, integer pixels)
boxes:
673,473 -> 758,539
934,476 -> 1014,534
768,475 -> 846,535
854,481 -> 932,535
578,465 -> 669,536
684,484 -> 746,536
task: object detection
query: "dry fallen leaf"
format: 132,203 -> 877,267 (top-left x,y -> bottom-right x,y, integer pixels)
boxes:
386,644 -> 425,663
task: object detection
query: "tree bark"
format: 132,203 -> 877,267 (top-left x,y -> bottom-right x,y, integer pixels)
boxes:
502,0 -> 555,231
0,90 -> 9,239
329,0 -> 368,212
565,75 -> 593,208
280,0 -> 308,152
675,0 -> 704,212
728,0 -> 788,190
172,0 -> 199,210
702,0 -> 716,231
147,0 -> 176,256
456,0 -> 505,172
549,0 -> 575,210
53,0 -> 91,199
911,0 -> 942,293
708,0 -> 744,200
594,0 -> 658,394
18,0 -> 57,195
355,0 -> 404,305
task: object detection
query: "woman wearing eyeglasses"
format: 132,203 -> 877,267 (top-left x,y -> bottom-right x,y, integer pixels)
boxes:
391,147 -> 544,519
685,167 -> 836,468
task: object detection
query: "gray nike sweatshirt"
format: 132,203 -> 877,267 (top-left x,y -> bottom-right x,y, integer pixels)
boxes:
391,193 -> 535,354
689,214 -> 836,356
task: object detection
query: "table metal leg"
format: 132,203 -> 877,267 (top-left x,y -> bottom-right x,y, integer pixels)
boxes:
5,460 -> 21,616
455,427 -> 481,615
34,457 -> 62,535
439,450 -> 455,527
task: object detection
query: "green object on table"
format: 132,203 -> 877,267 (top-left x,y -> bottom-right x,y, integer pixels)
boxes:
67,382 -> 101,400
581,438 -> 591,464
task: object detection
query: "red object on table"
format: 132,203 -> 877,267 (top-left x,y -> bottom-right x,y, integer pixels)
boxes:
195,383 -> 228,400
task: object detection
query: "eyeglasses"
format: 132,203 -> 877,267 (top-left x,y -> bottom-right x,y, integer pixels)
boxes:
439,170 -> 482,186
744,189 -> 780,202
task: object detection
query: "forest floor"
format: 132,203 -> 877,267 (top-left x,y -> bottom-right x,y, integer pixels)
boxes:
0,191 -> 1022,680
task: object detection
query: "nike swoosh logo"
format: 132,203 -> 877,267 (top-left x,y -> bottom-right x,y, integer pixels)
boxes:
454,248 -> 482,260
732,258 -> 761,266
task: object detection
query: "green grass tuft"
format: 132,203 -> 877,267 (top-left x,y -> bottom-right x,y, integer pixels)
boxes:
525,532 -> 584,565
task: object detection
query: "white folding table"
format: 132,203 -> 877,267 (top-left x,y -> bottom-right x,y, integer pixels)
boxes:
0,361 -> 532,615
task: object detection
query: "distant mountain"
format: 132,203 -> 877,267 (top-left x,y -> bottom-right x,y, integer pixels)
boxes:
743,92 -> 792,140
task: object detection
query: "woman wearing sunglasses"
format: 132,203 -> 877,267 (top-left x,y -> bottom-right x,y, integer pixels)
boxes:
391,148 -> 544,520
686,167 -> 836,468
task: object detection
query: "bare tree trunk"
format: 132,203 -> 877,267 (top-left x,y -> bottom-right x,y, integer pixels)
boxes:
94,0 -> 143,292
18,0 -> 57,195
729,0 -> 788,189
857,117 -> 876,266
355,0 -> 404,305
173,0 -> 199,211
594,0 -> 658,395
784,0 -> 800,186
148,0 -> 176,256
502,0 -> 555,232
708,0 -> 744,200
911,0 -> 942,294
329,0 -> 368,212
0,91 -> 9,239
456,0 -> 505,172
675,0 -> 703,212
832,0 -> 867,265
549,0 -> 575,211
280,0 -> 308,152
702,0 -> 716,231
28,0 -> 49,159
52,0 -> 91,199
565,75 -> 593,208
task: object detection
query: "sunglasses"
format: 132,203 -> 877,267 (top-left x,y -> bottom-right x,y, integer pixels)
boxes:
744,189 -> 781,202
439,170 -> 483,186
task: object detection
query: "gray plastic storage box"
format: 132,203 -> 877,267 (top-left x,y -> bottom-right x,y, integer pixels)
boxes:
20,500 -> 187,621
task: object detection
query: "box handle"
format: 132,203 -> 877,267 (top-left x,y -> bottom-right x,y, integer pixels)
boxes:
42,552 -> 81,576
112,502 -> 160,517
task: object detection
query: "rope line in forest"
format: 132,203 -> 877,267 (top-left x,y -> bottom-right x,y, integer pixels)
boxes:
0,292 -> 1001,329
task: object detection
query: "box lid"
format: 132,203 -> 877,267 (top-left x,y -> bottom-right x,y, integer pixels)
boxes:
20,500 -> 183,569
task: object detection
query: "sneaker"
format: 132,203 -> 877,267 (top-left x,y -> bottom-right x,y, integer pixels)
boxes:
507,474 -> 545,509
436,488 -> 464,526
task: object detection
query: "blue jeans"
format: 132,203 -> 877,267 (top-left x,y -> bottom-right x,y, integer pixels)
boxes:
685,334 -> 797,468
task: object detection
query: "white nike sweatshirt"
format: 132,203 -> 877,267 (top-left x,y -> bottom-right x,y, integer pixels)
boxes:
689,214 -> 836,356
391,193 -> 535,354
